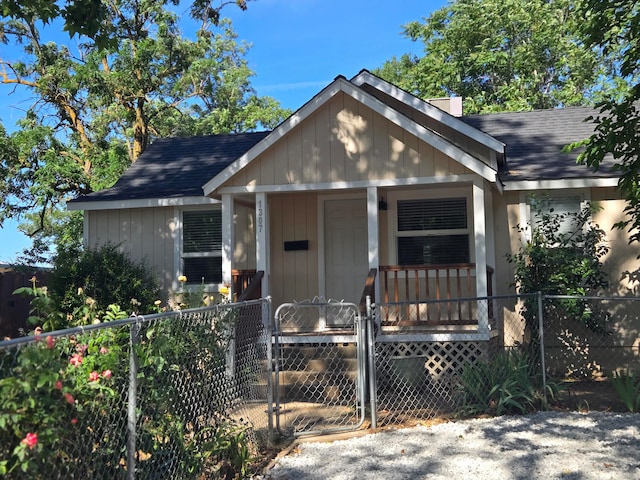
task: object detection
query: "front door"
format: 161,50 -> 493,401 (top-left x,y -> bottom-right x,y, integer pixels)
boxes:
324,198 -> 368,303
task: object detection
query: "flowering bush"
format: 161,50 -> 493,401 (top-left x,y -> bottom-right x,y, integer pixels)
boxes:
0,328 -> 126,476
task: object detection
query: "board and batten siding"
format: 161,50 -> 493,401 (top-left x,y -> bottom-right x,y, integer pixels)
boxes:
224,91 -> 473,190
268,193 -> 319,308
86,207 -> 176,297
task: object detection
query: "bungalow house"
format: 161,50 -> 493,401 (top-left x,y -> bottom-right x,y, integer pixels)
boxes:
67,70 -> 638,327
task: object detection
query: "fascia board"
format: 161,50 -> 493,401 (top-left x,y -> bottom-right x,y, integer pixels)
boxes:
351,70 -> 506,154
66,196 -> 218,211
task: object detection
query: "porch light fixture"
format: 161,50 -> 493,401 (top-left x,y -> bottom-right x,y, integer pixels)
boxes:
378,196 -> 388,211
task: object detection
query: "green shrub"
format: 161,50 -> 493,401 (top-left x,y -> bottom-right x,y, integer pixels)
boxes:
611,369 -> 640,412
49,243 -> 161,326
457,349 -> 560,416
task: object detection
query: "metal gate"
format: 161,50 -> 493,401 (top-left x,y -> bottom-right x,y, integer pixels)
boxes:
272,299 -> 369,437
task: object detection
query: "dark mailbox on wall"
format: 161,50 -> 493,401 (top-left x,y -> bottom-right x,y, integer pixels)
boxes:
284,240 -> 309,251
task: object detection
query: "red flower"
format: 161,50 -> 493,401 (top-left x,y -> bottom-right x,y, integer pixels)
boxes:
21,432 -> 38,450
63,392 -> 75,405
55,380 -> 63,390
71,418 -> 77,425
102,370 -> 112,379
46,336 -> 55,349
88,371 -> 99,382
69,354 -> 83,367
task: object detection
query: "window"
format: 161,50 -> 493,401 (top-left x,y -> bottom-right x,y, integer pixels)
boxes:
181,209 -> 222,284
529,194 -> 583,237
396,197 -> 470,265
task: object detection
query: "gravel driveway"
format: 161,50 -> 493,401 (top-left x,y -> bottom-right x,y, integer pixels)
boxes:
258,411 -> 640,479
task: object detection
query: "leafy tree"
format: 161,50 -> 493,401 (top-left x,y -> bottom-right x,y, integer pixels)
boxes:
573,0 -> 640,244
0,0 -> 289,264
375,0 -> 607,114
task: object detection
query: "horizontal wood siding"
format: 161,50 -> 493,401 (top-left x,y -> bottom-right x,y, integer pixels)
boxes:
220,91 -> 474,190
87,207 -> 176,296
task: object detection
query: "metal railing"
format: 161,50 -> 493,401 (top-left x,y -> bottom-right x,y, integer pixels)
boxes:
0,298 -> 271,479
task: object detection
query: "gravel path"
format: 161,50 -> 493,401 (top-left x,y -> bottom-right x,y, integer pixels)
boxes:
258,411 -> 640,480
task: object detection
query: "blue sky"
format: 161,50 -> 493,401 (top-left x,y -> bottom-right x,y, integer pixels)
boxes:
0,0 -> 446,263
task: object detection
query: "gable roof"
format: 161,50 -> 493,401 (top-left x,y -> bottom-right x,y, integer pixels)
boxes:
202,75 -> 502,195
462,107 -> 616,186
67,132 -> 270,209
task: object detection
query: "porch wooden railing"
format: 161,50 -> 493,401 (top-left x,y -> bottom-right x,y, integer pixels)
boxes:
358,268 -> 377,316
378,264 -> 494,326
232,269 -> 263,302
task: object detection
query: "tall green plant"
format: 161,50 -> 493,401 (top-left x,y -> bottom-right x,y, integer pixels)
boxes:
507,197 -> 610,344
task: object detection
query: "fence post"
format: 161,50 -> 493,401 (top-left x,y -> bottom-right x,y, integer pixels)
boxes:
127,321 -> 141,480
537,291 -> 548,402
366,295 -> 378,429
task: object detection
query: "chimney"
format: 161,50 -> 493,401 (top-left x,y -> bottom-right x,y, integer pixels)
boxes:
426,97 -> 463,117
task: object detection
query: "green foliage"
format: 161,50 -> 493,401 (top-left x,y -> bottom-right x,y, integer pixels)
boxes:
457,349 -> 559,415
573,0 -> 640,247
507,197 -> 610,339
47,243 -> 161,327
374,0 -> 607,114
0,329 -> 126,476
610,369 -> 640,412
0,1 -> 290,263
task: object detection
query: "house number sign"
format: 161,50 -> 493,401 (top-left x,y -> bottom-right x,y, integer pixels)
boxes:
257,199 -> 263,233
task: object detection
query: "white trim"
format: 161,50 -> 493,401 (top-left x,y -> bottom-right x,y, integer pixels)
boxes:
386,185 -> 474,265
221,194 -> 233,288
367,187 -> 381,305
203,77 -> 499,196
504,178 -> 618,191
217,174 -> 480,195
377,332 -> 492,342
67,196 -> 219,211
255,192 -> 269,297
350,70 -> 506,154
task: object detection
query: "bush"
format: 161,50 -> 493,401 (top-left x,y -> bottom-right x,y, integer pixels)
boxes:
49,243 -> 161,326
457,349 -> 560,416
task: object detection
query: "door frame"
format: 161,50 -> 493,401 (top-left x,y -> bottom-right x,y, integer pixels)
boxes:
317,192 -> 368,301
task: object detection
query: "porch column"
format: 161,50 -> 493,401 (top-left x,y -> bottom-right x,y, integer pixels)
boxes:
221,193 -> 234,289
473,180 -> 489,334
255,192 -> 269,298
367,187 -> 380,303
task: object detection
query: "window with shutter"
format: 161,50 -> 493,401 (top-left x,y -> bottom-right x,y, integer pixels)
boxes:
181,209 -> 222,284
396,197 -> 470,265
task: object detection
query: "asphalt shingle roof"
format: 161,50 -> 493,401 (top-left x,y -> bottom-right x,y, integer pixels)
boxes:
462,107 -> 614,181
68,131 -> 270,203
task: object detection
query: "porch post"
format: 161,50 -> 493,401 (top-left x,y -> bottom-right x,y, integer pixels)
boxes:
367,187 -> 380,302
221,193 -> 234,289
255,192 -> 270,299
473,181 -> 489,333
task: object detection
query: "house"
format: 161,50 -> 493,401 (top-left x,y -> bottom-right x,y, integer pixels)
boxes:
67,70 -> 638,327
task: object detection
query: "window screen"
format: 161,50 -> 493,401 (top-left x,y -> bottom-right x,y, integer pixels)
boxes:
530,195 -> 582,236
396,196 -> 470,265
182,210 -> 222,284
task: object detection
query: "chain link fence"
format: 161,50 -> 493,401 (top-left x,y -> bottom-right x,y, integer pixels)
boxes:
272,299 -> 366,437
0,298 -> 270,479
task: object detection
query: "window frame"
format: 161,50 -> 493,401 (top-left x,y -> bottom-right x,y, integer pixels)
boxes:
522,191 -> 588,243
387,187 -> 474,266
178,206 -> 224,290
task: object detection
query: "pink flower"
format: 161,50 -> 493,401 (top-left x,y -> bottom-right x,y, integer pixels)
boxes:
63,392 -> 75,405
21,432 -> 38,450
69,354 -> 83,367
55,380 -> 62,390
99,347 -> 108,355
70,418 -> 77,425
102,370 -> 112,379
46,336 -> 55,349
88,371 -> 99,382
76,344 -> 88,354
